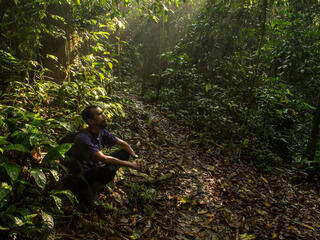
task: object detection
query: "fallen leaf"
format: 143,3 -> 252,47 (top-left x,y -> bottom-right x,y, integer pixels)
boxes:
225,213 -> 241,228
187,231 -> 195,236
240,233 -> 256,240
263,202 -> 271,207
206,214 -> 215,224
202,164 -> 215,171
256,209 -> 268,215
207,218 -> 214,224
260,176 -> 269,184
120,217 -> 129,223
180,196 -> 190,204
302,224 -> 314,230
169,195 -> 181,201
212,235 -> 219,240
130,232 -> 140,239
198,210 -> 208,214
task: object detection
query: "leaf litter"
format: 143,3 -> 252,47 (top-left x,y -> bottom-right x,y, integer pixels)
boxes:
53,95 -> 320,240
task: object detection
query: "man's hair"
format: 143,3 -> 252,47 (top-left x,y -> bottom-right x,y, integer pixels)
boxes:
81,105 -> 99,124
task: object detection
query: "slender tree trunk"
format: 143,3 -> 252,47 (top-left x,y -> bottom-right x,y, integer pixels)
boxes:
116,0 -> 121,79
116,24 -> 121,78
306,94 -> 320,160
41,2 -> 74,82
156,14 -> 164,102
249,0 -> 268,109
254,0 -> 268,78
141,61 -> 147,97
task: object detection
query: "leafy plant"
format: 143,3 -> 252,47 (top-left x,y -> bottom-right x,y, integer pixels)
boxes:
0,106 -> 76,239
128,183 -> 158,214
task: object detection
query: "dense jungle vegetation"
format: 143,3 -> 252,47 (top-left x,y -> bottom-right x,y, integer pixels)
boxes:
0,0 -> 319,239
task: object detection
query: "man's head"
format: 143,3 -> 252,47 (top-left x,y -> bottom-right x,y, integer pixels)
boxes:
81,105 -> 107,128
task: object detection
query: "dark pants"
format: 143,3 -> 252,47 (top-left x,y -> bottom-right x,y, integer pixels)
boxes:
84,149 -> 130,187
67,149 -> 130,206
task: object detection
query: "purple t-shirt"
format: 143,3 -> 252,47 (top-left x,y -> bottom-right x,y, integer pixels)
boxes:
71,129 -> 118,171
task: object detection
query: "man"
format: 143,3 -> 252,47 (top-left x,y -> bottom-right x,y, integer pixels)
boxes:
68,105 -> 144,207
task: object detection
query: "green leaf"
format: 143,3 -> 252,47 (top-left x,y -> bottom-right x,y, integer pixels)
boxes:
6,106 -> 29,121
50,189 -> 78,205
14,217 -> 25,227
205,84 -> 212,92
0,198 -> 8,208
29,135 -> 43,146
152,15 -> 159,22
32,113 -> 42,127
0,117 -> 5,128
2,163 -> 21,181
0,182 -> 12,201
0,136 -> 8,145
29,169 -> 46,189
46,54 -> 58,62
49,169 -> 59,182
98,72 -> 105,80
13,0 -> 18,5
41,211 -> 54,230
42,149 -> 60,164
57,121 -> 72,131
51,195 -> 62,210
0,226 -> 9,230
57,143 -> 72,155
42,143 -> 72,164
4,144 -> 29,153
50,14 -> 65,22
23,214 -> 37,223
243,139 -> 249,148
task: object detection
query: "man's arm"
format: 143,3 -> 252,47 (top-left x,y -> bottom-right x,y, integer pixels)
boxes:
116,138 -> 138,158
92,151 -> 143,170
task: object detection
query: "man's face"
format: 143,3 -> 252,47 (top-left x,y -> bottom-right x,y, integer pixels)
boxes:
89,107 -> 107,128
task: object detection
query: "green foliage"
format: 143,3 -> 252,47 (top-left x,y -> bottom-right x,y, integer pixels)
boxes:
120,1 -> 202,98
122,0 -> 320,176
0,0 -> 317,237
0,52 -> 126,239
0,0 -> 184,237
128,183 -> 158,214
0,106 -> 78,238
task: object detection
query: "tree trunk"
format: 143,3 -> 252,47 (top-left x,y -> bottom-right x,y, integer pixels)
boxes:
306,94 -> 320,160
116,24 -> 121,78
248,0 -> 268,109
156,15 -> 164,103
41,2 -> 78,82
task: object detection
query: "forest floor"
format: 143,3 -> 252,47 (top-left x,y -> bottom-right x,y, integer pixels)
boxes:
53,93 -> 320,240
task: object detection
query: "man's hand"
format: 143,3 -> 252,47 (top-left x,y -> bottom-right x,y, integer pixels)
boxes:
131,159 -> 144,172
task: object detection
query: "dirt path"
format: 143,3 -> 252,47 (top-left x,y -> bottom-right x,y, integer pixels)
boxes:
54,96 -> 320,240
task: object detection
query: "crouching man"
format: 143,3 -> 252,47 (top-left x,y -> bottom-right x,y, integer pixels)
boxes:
67,105 -> 144,208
